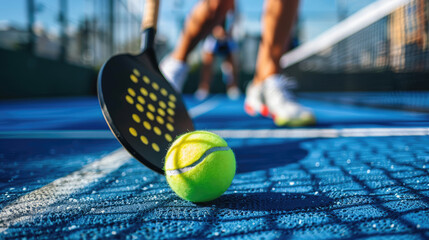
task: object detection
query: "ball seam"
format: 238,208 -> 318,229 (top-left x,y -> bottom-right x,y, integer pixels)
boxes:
165,146 -> 231,176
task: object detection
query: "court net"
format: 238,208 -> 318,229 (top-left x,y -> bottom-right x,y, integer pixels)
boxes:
281,0 -> 429,111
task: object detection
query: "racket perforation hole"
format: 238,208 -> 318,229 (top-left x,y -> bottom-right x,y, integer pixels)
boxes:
136,104 -> 144,112
157,108 -> 165,117
167,116 -> 174,123
152,143 -> 160,152
140,87 -> 148,96
166,123 -> 174,132
160,88 -> 168,96
167,108 -> 175,116
149,93 -> 157,101
168,101 -> 176,109
133,69 -> 141,77
156,116 -> 164,125
128,88 -> 136,97
125,95 -> 134,104
143,76 -> 150,84
129,127 -> 137,137
143,121 -> 152,130
140,135 -> 148,145
130,74 -> 138,83
154,126 -> 162,136
132,114 -> 141,123
159,101 -> 167,109
148,104 -> 156,112
137,96 -> 145,104
169,94 -> 177,102
146,112 -> 155,121
152,82 -> 159,91
165,133 -> 172,142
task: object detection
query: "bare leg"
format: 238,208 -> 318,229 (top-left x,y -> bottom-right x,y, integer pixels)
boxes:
171,0 -> 234,62
224,53 -> 239,89
199,51 -> 215,91
253,0 -> 299,84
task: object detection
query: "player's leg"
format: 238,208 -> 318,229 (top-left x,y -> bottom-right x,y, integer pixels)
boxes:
245,0 -> 315,126
195,50 -> 215,100
224,53 -> 241,100
160,0 -> 234,92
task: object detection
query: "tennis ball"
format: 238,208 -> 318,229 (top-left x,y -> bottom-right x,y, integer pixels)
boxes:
164,131 -> 236,202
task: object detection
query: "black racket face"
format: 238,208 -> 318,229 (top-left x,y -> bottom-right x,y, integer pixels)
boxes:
98,53 -> 194,174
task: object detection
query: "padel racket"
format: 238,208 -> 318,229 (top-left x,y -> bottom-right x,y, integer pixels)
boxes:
98,0 -> 194,174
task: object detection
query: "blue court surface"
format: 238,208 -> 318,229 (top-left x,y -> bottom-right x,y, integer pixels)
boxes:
1,94 -> 429,239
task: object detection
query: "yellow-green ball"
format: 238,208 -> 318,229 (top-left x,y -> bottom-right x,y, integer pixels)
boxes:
164,131 -> 236,202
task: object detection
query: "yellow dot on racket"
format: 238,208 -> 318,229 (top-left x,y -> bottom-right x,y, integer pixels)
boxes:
152,143 -> 160,152
165,133 -> 172,142
169,94 -> 177,102
132,114 -> 141,123
159,101 -> 167,109
137,96 -> 145,104
140,135 -> 148,145
148,104 -> 155,112
168,101 -> 176,108
127,88 -> 136,97
152,82 -> 159,91
149,92 -> 157,101
143,76 -> 150,84
130,74 -> 138,83
167,116 -> 174,123
166,123 -> 174,132
129,127 -> 137,137
143,121 -> 151,130
133,69 -> 141,77
140,87 -> 148,96
156,116 -> 164,125
136,103 -> 144,112
146,112 -> 155,121
157,108 -> 165,116
160,88 -> 168,96
154,126 -> 161,136
125,95 -> 134,104
167,108 -> 175,116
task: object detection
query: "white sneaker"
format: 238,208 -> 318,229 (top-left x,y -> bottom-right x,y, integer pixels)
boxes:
244,74 -> 316,127
159,56 -> 189,92
244,82 -> 266,116
226,86 -> 241,100
194,88 -> 209,101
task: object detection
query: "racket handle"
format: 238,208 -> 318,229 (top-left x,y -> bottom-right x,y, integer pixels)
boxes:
142,0 -> 159,30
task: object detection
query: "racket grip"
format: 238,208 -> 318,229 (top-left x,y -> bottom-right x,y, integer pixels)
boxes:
142,0 -> 160,30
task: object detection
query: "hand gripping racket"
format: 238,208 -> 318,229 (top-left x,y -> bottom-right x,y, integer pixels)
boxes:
98,0 -> 194,174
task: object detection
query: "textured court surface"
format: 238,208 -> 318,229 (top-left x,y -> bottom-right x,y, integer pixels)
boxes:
1,95 -> 429,239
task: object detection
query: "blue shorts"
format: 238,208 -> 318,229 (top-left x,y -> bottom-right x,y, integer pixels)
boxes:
203,35 -> 238,57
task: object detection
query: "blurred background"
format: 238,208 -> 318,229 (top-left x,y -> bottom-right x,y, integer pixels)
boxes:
0,0 -> 424,99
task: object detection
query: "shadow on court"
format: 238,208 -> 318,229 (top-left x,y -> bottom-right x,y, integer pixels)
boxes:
233,140 -> 309,174
201,192 -> 332,211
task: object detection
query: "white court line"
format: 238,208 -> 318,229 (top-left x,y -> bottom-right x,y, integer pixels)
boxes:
0,98 -> 220,233
0,149 -> 130,233
188,95 -> 222,118
0,130 -> 114,139
2,127 -> 429,139
211,128 -> 429,138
